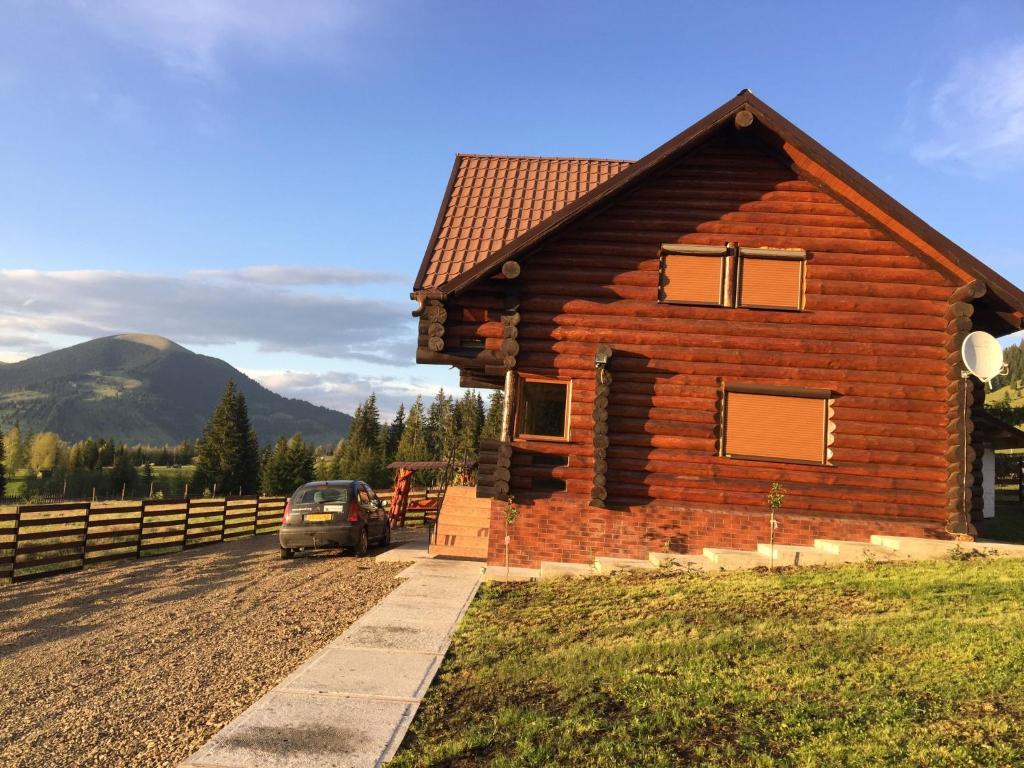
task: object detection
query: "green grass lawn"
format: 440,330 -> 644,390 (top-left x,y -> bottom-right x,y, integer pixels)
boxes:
394,558 -> 1024,767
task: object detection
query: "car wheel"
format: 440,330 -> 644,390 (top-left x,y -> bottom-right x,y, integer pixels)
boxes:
280,547 -> 294,560
380,523 -> 391,547
354,527 -> 369,558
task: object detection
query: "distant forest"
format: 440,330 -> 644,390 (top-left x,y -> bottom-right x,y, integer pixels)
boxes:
0,383 -> 504,502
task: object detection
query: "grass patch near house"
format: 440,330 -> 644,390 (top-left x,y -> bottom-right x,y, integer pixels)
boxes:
393,558 -> 1024,767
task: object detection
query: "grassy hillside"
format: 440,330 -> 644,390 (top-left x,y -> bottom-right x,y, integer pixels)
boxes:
395,558 -> 1024,767
0,334 -> 351,445
987,382 -> 1024,409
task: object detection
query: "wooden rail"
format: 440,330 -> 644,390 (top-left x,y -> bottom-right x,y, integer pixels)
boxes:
0,496 -> 287,584
0,488 -> 432,585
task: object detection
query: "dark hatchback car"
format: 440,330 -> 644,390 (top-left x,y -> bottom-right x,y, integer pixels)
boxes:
279,480 -> 391,559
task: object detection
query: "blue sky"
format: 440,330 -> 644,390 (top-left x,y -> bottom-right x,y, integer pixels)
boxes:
1,0 -> 1023,416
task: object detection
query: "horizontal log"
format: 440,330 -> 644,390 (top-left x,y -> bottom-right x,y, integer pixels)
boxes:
521,308 -> 946,349
518,323 -> 946,362
950,281 -> 987,302
427,337 -> 445,353
519,297 -> 946,332
515,350 -> 945,388
516,337 -> 945,375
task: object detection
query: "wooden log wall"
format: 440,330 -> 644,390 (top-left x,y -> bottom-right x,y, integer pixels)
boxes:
438,133 -> 966,523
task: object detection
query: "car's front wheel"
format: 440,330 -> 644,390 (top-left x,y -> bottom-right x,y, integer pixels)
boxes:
280,547 -> 294,560
380,523 -> 391,547
353,527 -> 369,557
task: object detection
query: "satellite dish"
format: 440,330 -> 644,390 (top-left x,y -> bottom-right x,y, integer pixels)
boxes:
961,331 -> 1006,383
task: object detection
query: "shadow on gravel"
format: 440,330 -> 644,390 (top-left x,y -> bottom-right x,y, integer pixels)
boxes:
0,536 -> 282,651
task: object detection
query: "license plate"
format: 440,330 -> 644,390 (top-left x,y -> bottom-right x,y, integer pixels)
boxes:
323,503 -> 346,513
305,513 -> 332,522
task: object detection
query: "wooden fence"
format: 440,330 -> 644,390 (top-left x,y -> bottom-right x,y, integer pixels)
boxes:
0,496 -> 287,584
0,487 -> 435,585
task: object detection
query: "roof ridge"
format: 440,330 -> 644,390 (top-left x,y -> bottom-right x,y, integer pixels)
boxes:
455,152 -> 635,164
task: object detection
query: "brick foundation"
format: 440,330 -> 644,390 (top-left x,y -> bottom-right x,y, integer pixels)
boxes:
486,496 -> 948,568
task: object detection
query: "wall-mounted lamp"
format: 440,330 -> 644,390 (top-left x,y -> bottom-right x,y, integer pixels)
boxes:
594,344 -> 613,368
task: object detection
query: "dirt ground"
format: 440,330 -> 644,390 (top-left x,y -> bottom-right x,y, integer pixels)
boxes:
0,534 -> 409,768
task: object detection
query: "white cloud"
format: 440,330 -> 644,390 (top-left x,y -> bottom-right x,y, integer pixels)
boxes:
69,0 -> 363,78
248,369 -> 439,419
911,44 -> 1024,173
191,265 -> 405,286
0,268 -> 415,364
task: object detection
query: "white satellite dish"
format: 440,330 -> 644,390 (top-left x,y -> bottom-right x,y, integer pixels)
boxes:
961,331 -> 1006,384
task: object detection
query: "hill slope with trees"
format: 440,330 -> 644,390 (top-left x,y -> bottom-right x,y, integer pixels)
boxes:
0,334 -> 351,445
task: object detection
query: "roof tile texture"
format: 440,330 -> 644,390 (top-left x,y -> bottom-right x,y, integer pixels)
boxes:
419,154 -> 632,290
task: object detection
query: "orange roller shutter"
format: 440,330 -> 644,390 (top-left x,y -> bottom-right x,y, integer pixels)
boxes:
738,257 -> 804,309
662,255 -> 726,305
725,391 -> 827,464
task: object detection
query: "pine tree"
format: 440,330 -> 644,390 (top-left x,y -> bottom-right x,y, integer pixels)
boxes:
337,395 -> 387,486
425,389 -> 455,460
110,447 -> 138,498
481,391 -> 505,440
192,381 -> 261,495
387,403 -> 406,458
396,397 -> 431,464
454,391 -> 485,461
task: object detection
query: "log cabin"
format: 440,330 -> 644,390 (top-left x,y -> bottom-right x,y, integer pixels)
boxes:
411,90 -> 1024,568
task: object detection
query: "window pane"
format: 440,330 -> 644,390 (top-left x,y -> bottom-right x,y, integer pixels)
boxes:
519,381 -> 568,438
662,254 -> 725,305
738,258 -> 803,309
725,392 -> 826,463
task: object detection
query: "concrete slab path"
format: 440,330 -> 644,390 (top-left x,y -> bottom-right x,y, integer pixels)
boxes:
181,557 -> 482,768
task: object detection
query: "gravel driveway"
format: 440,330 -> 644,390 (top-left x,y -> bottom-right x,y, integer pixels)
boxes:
0,534 -> 408,768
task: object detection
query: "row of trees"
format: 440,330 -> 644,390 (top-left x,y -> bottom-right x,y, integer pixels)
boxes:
0,380 -> 505,501
2,423 -> 195,475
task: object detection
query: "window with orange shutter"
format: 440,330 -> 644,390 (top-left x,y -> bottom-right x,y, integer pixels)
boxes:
659,244 -> 729,306
737,248 -> 806,310
722,385 -> 832,465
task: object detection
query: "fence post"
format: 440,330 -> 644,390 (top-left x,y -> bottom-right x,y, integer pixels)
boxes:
10,504 -> 23,582
220,497 -> 228,541
251,496 -> 258,537
1019,458 -> 1023,507
81,501 -> 93,572
182,496 -> 191,550
136,500 -> 148,560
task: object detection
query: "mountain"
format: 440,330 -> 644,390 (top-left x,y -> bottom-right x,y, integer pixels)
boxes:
0,334 -> 351,445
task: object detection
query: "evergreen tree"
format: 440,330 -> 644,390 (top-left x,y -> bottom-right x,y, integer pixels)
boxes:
141,462 -> 155,496
454,391 -> 485,461
396,397 -> 430,463
337,395 -> 388,486
261,434 -> 315,495
481,391 -> 505,440
425,389 -> 455,460
192,381 -> 261,495
387,403 -> 406,458
110,447 -> 138,498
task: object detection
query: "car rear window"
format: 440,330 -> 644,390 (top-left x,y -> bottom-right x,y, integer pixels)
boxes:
294,486 -> 350,505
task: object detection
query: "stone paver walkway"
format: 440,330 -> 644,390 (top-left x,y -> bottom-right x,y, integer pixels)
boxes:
181,556 -> 482,768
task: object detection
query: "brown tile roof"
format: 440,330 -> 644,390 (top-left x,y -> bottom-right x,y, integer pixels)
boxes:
416,154 -> 632,290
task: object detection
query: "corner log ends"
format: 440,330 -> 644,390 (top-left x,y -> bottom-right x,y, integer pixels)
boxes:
944,280 -> 986,537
